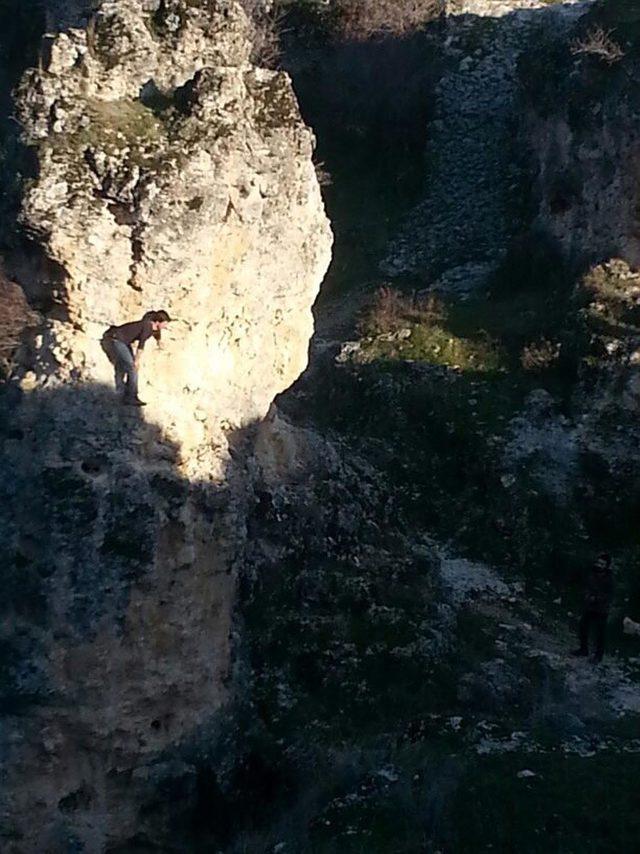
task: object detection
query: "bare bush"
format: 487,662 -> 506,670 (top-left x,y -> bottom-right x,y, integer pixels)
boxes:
239,0 -> 283,67
0,272 -> 37,377
334,0 -> 444,41
314,160 -> 333,187
412,290 -> 447,325
570,26 -> 625,64
360,286 -> 405,335
520,338 -> 561,372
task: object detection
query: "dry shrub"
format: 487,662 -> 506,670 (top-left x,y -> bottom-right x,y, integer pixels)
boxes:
580,259 -> 640,328
570,26 -> 625,64
334,0 -> 443,40
362,285 -> 406,334
412,290 -> 447,325
314,160 -> 333,187
0,272 -> 37,377
360,285 -> 445,336
239,0 -> 283,67
520,338 -> 561,372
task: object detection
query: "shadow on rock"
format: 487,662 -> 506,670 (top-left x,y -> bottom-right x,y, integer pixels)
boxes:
0,380 -> 258,853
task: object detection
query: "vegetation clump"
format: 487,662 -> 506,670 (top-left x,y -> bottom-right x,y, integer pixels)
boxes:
580,259 -> 640,329
570,26 -> 625,65
358,285 -> 504,373
331,0 -> 444,41
358,285 -> 444,335
240,0 -> 284,66
256,0 -> 444,49
74,99 -> 166,151
520,337 -> 562,372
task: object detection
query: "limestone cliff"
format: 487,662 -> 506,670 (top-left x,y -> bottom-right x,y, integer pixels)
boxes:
514,3 -> 640,485
0,1 -> 331,850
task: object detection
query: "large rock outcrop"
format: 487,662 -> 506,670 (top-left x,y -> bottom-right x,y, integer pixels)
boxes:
0,1 -> 331,850
16,0 -> 331,459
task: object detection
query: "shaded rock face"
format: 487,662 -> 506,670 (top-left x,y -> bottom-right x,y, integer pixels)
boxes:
521,43 -> 640,269
43,0 -> 101,29
1,386 -> 244,852
525,111 -> 640,268
512,10 -> 640,517
1,0 -> 331,850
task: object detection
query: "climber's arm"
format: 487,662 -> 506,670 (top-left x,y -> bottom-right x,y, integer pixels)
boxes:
134,320 -> 155,365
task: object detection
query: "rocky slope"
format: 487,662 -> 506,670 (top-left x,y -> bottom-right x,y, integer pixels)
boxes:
383,0 -> 596,293
0,1 -> 331,851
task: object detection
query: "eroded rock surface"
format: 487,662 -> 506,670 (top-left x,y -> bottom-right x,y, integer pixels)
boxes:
521,4 -> 640,268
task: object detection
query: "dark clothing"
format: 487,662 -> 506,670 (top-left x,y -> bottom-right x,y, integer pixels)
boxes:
579,610 -> 607,661
584,568 -> 614,616
576,565 -> 614,660
104,319 -> 159,352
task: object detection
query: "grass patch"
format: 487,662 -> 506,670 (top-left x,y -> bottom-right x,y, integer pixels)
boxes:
358,287 -> 506,373
366,322 -> 504,372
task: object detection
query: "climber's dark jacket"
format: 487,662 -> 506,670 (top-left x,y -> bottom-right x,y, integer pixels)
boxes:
103,319 -> 160,353
584,567 -> 614,615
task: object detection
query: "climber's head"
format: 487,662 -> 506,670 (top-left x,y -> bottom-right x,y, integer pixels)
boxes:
152,309 -> 172,331
595,553 -> 612,573
143,309 -> 172,331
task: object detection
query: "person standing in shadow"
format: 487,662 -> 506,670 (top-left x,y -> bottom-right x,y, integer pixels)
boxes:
572,553 -> 614,664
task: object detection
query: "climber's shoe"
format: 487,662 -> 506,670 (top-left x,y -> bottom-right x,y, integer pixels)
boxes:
123,397 -> 147,407
571,649 -> 588,658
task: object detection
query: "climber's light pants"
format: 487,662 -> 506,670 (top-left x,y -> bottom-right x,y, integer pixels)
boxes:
101,337 -> 139,399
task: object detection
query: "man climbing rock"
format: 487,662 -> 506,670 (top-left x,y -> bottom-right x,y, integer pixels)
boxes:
573,553 -> 615,664
101,310 -> 171,406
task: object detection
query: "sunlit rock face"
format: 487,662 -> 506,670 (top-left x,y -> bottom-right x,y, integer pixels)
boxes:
16,0 -> 331,470
0,1 -> 331,849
